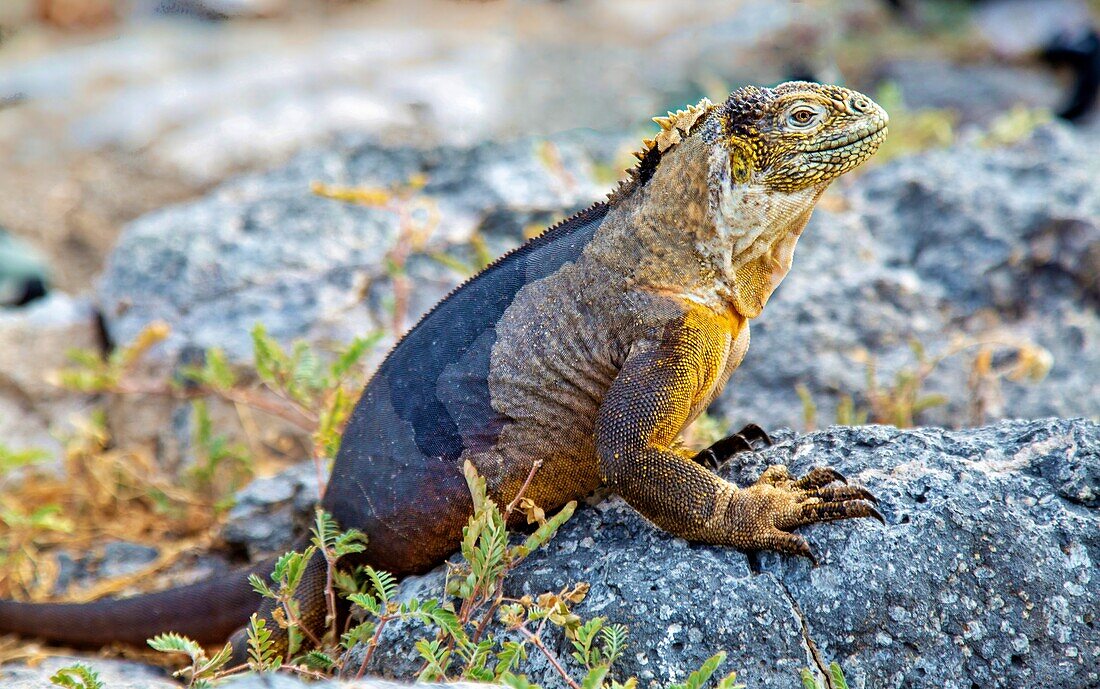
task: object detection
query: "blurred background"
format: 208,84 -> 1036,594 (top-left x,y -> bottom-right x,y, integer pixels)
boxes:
0,0 -> 1097,294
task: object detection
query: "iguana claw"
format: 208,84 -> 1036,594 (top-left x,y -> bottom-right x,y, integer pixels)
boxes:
728,464 -> 883,564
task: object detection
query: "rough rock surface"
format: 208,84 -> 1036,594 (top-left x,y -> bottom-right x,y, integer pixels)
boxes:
13,419 -> 1095,687
361,418 -> 1100,689
97,132 -> 616,363
222,460 -> 321,558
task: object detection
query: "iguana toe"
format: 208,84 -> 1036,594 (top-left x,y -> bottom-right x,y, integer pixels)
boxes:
694,435 -> 753,469
692,423 -> 773,469
803,484 -> 877,504
790,498 -> 885,527
761,530 -> 818,566
793,466 -> 848,489
734,423 -> 772,449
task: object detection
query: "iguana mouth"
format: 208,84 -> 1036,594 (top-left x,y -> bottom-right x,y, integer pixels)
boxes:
808,121 -> 888,152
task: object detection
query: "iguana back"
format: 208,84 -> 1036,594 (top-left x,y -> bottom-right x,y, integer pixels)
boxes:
324,201 -> 611,574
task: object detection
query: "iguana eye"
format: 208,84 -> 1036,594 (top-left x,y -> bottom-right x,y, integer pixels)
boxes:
785,104 -> 825,130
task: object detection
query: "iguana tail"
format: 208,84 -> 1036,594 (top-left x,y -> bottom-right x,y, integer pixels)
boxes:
0,559 -> 271,648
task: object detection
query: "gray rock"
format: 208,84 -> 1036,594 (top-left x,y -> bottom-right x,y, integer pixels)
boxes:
97,132 -> 614,364
362,419 -> 1100,689
98,540 -> 160,579
0,292 -> 99,462
223,461 -> 322,558
0,656 -> 177,689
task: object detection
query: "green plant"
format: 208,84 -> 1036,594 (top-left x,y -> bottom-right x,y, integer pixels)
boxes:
430,230 -> 497,278
0,501 -> 73,596
49,663 -> 104,689
0,323 -> 382,602
861,340 -> 949,428
976,105 -> 1051,148
188,399 -> 251,500
55,321 -> 382,499
801,662 -> 850,689
0,444 -> 50,477
245,324 -> 382,491
797,336 -> 1051,430
148,632 -> 234,688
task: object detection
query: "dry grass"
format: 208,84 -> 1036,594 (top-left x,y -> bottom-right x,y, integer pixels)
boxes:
0,412 -> 224,603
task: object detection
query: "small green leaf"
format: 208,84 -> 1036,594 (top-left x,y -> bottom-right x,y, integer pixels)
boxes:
462,460 -> 489,513
341,620 -> 376,650
416,638 -> 452,681
333,528 -> 369,557
496,640 -> 528,676
582,666 -> 609,689
520,500 -> 576,555
330,333 -> 382,380
800,668 -> 820,689
196,642 -> 234,677
148,632 -> 204,661
347,592 -> 382,616
499,672 -> 542,689
673,651 -> 726,689
365,566 -> 399,603
600,623 -> 628,666
246,614 -> 282,671
248,573 -> 275,599
829,662 -> 850,689
0,444 -> 50,476
302,650 -> 336,670
716,671 -> 745,689
49,663 -> 104,689
273,549 -> 309,592
251,324 -> 288,387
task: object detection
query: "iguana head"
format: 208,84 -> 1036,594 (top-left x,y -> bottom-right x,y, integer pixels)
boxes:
620,81 -> 887,199
701,82 -> 887,316
614,82 -> 887,316
713,81 -> 888,192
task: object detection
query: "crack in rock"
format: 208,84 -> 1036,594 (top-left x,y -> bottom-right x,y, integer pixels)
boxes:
778,577 -> 832,689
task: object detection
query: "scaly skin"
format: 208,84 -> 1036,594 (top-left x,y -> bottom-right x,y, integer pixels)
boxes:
0,81 -> 888,658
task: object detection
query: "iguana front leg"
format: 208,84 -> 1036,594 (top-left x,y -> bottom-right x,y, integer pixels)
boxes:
595,310 -> 881,563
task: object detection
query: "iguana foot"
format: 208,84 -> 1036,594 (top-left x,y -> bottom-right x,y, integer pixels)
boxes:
729,464 -> 883,566
693,423 -> 773,469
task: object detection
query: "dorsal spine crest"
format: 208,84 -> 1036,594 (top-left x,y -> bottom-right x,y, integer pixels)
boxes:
608,97 -> 715,204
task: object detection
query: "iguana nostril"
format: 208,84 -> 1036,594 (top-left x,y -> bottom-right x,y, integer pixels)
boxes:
849,96 -> 868,114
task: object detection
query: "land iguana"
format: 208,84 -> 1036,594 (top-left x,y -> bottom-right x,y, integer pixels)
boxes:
0,81 -> 888,659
